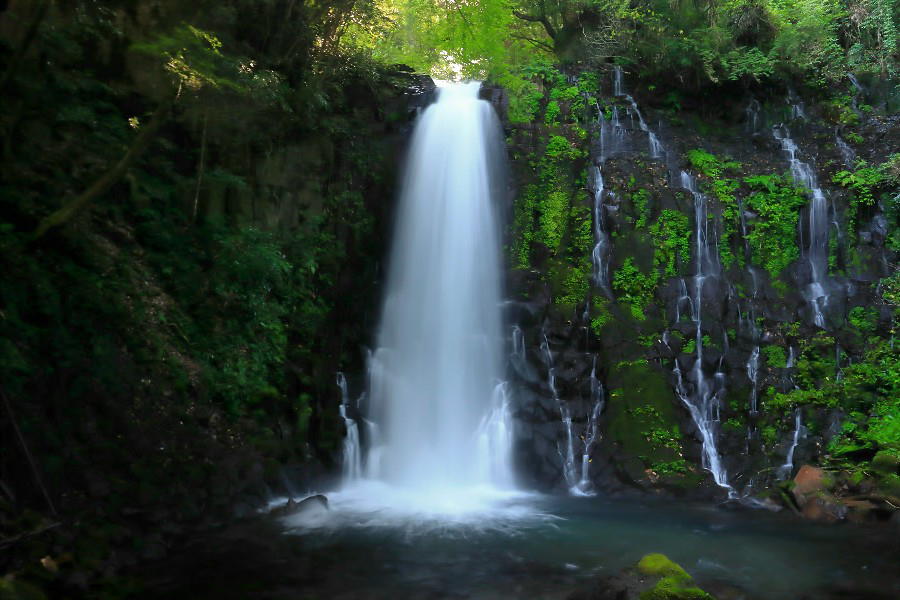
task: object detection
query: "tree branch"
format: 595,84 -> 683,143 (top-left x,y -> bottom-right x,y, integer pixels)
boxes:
512,10 -> 557,42
511,33 -> 555,53
33,102 -> 172,239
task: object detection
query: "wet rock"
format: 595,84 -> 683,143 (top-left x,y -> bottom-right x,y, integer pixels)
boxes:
792,465 -> 826,506
801,494 -> 848,523
843,498 -> 878,523
270,494 -> 329,519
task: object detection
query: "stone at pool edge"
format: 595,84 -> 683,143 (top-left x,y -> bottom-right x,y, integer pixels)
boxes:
269,494 -> 329,518
567,553 -> 716,600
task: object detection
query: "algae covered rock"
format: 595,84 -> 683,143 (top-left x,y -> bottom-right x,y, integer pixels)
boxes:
640,575 -> 713,600
637,553 -> 690,579
636,554 -> 713,600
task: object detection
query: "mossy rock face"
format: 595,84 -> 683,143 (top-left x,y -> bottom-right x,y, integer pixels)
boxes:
604,363 -> 694,488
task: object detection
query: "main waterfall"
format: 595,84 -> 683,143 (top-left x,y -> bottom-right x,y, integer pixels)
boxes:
362,81 -> 515,497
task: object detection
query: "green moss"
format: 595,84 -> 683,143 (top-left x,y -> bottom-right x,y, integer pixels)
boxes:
762,345 -> 787,368
613,257 -> 657,322
650,209 -> 691,277
637,554 -> 711,600
832,162 -> 886,241
640,576 -> 713,600
744,174 -> 807,279
686,149 -> 741,268
538,189 -> 570,252
638,553 -> 690,579
608,364 -> 691,480
591,297 -> 613,336
633,189 -> 651,229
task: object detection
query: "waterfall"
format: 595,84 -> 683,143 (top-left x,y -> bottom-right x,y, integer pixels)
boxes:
363,82 -> 514,493
777,410 -> 804,480
590,165 -> 612,294
772,124 -> 830,328
541,335 -> 578,490
612,66 -> 666,160
745,98 -> 761,134
746,346 -> 760,415
835,130 -> 856,167
674,171 -> 733,495
788,91 -> 806,120
337,372 -> 362,481
572,357 -> 605,496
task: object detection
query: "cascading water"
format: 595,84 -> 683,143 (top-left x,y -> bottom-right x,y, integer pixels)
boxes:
590,165 -> 612,294
572,357 -> 605,496
835,130 -> 856,167
746,346 -> 760,415
772,124 -> 830,327
777,409 -> 804,480
673,171 -> 733,495
361,82 -> 515,497
541,335 -> 578,490
745,98 -> 762,134
612,66 -> 666,159
337,372 -> 362,481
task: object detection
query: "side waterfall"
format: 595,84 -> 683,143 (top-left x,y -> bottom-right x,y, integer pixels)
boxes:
361,82 -> 514,494
772,122 -> 830,328
675,171 -> 734,495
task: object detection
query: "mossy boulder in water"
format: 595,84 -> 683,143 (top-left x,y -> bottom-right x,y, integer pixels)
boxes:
568,553 -> 714,600
637,553 -> 690,579
640,577 -> 713,600
636,554 -> 713,600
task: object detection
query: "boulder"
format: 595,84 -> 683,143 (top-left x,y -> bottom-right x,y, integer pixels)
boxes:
800,494 -> 848,523
568,553 -> 714,600
792,465 -> 826,507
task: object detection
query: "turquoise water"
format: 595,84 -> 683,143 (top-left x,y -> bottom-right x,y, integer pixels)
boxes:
142,494 -> 900,599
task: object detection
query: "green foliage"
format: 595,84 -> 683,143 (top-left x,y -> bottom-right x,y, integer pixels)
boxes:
507,78 -> 544,123
833,162 -> 887,239
613,258 -> 657,321
632,189 -> 651,229
687,150 -> 740,179
771,338 -> 900,465
544,100 -> 561,125
545,135 -> 583,160
823,94 -> 860,125
762,345 -> 788,368
538,190 -> 570,252
683,338 -> 696,355
650,210 -> 691,277
687,150 -> 741,267
848,306 -> 878,336
591,297 -> 614,336
744,175 -> 808,278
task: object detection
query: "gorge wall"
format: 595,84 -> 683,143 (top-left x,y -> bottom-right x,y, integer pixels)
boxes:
494,65 -> 899,518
